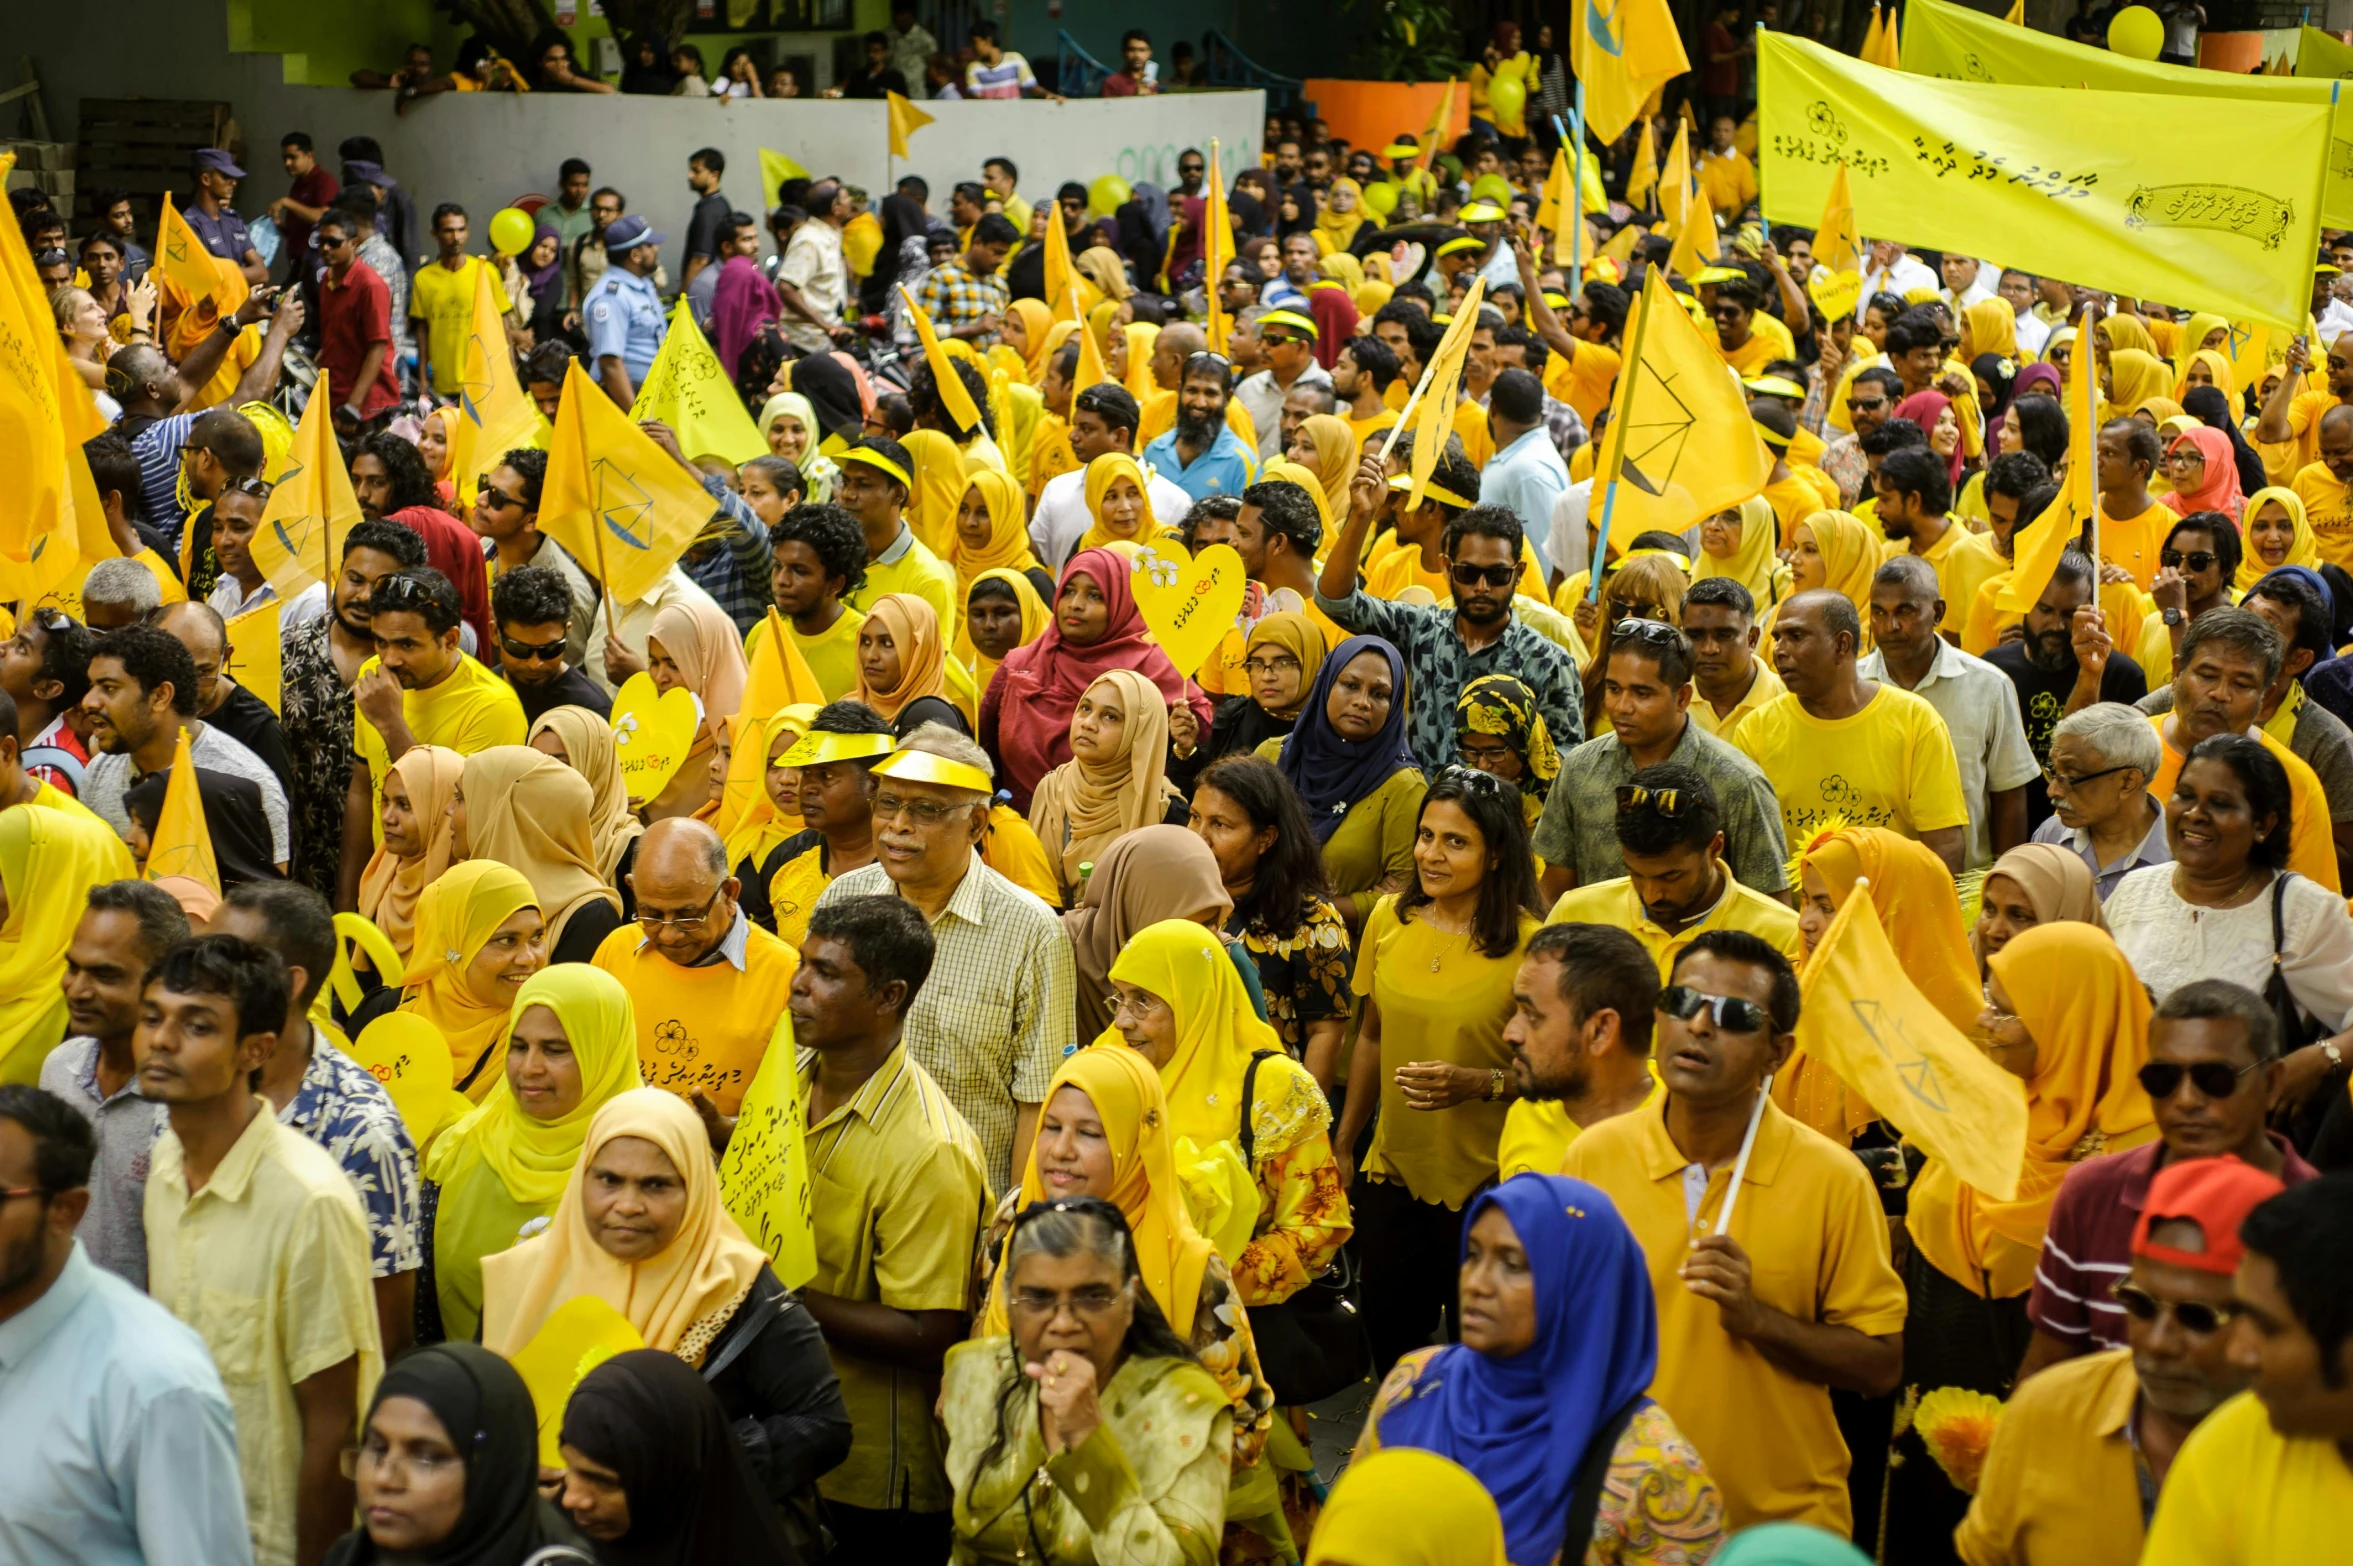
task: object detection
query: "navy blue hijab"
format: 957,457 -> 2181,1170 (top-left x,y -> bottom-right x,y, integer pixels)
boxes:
1376,1174 -> 1660,1566
1275,633 -> 1417,842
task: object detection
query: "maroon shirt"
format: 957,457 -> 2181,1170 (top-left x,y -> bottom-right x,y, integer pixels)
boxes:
281,165 -> 340,271
316,257 -> 399,417
2026,1134 -> 2318,1352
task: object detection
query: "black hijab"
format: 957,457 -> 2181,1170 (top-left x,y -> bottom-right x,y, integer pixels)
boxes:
323,1343 -> 590,1566
123,765 -> 280,888
558,1348 -> 799,1565
789,353 -> 865,444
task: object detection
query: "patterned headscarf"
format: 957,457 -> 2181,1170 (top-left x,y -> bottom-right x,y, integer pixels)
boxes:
1454,674 -> 1560,804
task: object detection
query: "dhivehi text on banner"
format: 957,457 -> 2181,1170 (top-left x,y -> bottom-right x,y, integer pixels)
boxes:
1899,0 -> 2353,228
1757,32 -> 2329,332
717,1008 -> 817,1289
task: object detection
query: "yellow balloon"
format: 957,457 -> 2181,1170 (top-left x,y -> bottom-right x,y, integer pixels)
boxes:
2107,5 -> 2165,61
488,206 -> 534,256
1362,180 -> 1400,218
1088,175 -> 1133,218
1488,72 -> 1528,128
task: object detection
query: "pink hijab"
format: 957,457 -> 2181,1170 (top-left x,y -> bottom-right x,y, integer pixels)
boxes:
984,546 -> 1212,812
2161,425 -> 2246,522
1893,389 -> 1964,488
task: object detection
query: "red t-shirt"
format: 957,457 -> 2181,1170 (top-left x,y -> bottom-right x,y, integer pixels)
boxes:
316,258 -> 399,417
281,165 -> 340,270
1101,70 -> 1147,97
1702,22 -> 1738,94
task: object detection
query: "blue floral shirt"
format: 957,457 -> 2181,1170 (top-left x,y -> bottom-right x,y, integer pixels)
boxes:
1313,587 -> 1587,770
277,1041 -> 422,1278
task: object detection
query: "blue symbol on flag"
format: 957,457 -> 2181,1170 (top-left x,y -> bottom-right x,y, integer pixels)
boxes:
1586,0 -> 1625,57
594,461 -> 655,550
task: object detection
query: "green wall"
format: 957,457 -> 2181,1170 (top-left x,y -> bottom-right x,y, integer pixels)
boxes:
227,0 -> 467,85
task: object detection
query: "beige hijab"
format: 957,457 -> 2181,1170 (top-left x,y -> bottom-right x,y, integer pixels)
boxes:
1026,670 -> 1179,897
529,708 -> 644,881
1971,842 -> 2108,963
357,744 -> 463,964
457,747 -> 622,954
649,597 -> 749,731
1058,824 -> 1234,1040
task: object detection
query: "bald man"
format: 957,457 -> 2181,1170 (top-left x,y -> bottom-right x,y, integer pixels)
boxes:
2291,401 -> 2353,570
1136,319 -> 1253,446
154,600 -> 296,803
591,816 -> 802,1132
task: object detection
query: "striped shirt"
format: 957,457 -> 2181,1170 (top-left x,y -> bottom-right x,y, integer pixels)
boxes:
129,413 -> 196,546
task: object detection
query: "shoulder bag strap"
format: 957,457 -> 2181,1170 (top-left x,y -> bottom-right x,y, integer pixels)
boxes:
1559,1395 -> 1648,1564
1238,1049 -> 1279,1166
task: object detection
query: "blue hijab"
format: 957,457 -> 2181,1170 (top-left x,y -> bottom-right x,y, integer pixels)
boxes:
1375,1174 -> 1659,1566
1276,633 -> 1418,843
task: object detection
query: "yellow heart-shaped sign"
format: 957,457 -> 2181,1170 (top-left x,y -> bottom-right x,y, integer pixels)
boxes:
345,1012 -> 457,1143
1128,541 -> 1247,679
1807,267 -> 1863,323
610,671 -> 701,807
508,1296 -> 646,1466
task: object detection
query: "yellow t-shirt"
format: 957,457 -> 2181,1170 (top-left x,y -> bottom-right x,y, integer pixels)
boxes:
1544,338 -> 1623,428
2141,1391 -> 2353,1566
1347,408 -> 1402,449
1452,396 -> 1495,470
1689,660 -> 1786,740
409,256 -> 512,395
352,654 -> 529,843
1546,874 -> 1805,975
1696,149 -> 1760,218
1941,530 -> 2010,638
844,531 -> 959,635
1954,1347 -> 2144,1566
1720,311 -> 1795,378
1731,686 -> 1970,847
1495,1066 -> 1660,1181
184,325 -> 263,413
2280,387 -> 2345,479
2148,716 -> 2340,892
788,607 -> 866,702
2098,500 -> 2175,590
1562,1099 -> 1908,1531
981,803 -> 1061,906
2291,460 -> 2353,571
591,918 -> 801,1115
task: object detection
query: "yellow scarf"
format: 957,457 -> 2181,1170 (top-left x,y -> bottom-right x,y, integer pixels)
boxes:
2238,485 -> 2321,592
962,566 -> 1049,697
1077,451 -> 1176,551
900,427 -> 969,559
850,592 -> 950,723
1106,919 -> 1283,1149
1697,494 -> 1793,608
0,808 -> 136,1083
398,861 -> 540,1096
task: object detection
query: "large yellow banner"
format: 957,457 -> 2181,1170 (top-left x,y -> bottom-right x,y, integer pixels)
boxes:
1899,0 -> 2353,228
2297,24 -> 2353,79
1758,32 -> 2329,331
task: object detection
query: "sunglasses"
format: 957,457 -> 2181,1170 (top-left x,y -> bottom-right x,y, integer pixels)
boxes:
1439,763 -> 1511,798
2137,1058 -> 2263,1101
1659,985 -> 1773,1034
1617,782 -> 1692,816
1613,617 -> 1685,646
1608,599 -> 1672,624
375,574 -> 436,606
1450,561 -> 1516,589
2112,1279 -> 2238,1336
2159,549 -> 2220,573
479,482 -> 525,512
499,634 -> 568,662
222,476 -> 274,501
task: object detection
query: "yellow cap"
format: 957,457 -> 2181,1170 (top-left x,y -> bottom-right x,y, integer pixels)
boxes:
1692,265 -> 1745,285
1458,201 -> 1509,223
1383,140 -> 1421,158
775,729 -> 897,768
1256,309 -> 1319,338
838,445 -> 913,490
869,747 -> 994,794
1435,236 -> 1484,259
1743,375 -> 1808,399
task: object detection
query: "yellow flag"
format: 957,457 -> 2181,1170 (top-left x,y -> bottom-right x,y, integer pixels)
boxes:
718,608 -> 829,839
0,172 -> 83,603
719,1006 -> 819,1289
1573,0 -> 1693,144
1758,32 -> 2329,331
1872,3 -> 1902,66
1626,117 -> 1661,212
1536,147 -> 1581,265
1815,160 -> 1863,278
1400,277 -> 1488,509
1658,118 -> 1694,230
509,1297 -> 646,1466
1859,4 -> 1885,65
2002,0 -> 2026,22
155,192 -> 247,317
886,90 -> 934,159
144,727 -> 221,897
1042,188 -> 1078,323
251,384 -> 362,598
897,285 -> 986,437
1592,270 -> 1770,551
630,298 -> 769,464
2000,305 -> 2102,611
540,360 -> 720,606
224,598 -> 284,714
450,258 -> 542,508
1074,304 -> 1112,394
2296,24 -> 2353,76
1666,191 -> 1720,280
760,147 -> 811,210
1797,885 -> 2028,1199
1419,80 -> 1457,172
1203,140 -> 1235,354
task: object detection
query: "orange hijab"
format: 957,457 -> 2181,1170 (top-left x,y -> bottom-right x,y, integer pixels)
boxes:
356,744 -> 463,964
850,592 -> 950,721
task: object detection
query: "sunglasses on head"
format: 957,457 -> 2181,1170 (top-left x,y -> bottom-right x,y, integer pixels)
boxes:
1659,984 -> 1773,1034
1450,561 -> 1516,589
1616,782 -> 1691,816
2137,1058 -> 2262,1101
1613,617 -> 1684,646
222,476 -> 274,501
1439,764 -> 1512,797
2159,549 -> 2219,573
498,633 -> 567,662
1608,600 -> 1672,625
2112,1279 -> 2237,1336
375,574 -> 435,606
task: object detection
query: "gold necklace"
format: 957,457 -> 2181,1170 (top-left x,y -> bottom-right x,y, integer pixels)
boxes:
1423,907 -> 1472,971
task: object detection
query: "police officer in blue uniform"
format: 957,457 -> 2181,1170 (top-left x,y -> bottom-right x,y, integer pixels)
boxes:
583,213 -> 669,407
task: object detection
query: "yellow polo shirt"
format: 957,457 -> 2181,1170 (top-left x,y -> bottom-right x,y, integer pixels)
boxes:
1690,660 -> 1786,740
1955,1348 -> 2143,1566
2141,1391 -> 2353,1565
747,606 -> 866,703
1496,1065 -> 1660,1180
1731,685 -> 1970,847
2148,717 -> 2340,892
591,918 -> 802,1114
1562,1098 -> 1908,1531
352,653 -> 529,845
802,1044 -> 990,1514
2291,459 -> 2353,570
1546,874 -> 1805,974
844,527 -> 959,637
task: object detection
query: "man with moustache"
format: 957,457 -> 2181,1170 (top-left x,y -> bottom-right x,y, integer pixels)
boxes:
1983,545 -> 2148,830
1494,921 -> 1661,1181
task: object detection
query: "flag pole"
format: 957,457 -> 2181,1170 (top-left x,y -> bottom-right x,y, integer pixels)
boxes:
1588,269 -> 1664,601
1712,1074 -> 1774,1237
2081,297 -> 2100,566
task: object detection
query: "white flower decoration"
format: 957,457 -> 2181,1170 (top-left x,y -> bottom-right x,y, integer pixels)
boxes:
1135,547 -> 1180,589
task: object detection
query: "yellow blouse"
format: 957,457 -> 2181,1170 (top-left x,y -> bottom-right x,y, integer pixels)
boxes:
1253,739 -> 1425,899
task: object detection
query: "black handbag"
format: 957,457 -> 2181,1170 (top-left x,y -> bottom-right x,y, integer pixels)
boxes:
2262,873 -> 2352,1159
1236,1050 -> 1372,1406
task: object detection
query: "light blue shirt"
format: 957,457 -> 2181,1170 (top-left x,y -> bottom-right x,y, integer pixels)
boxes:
1478,423 -> 1572,559
583,267 -> 667,384
1142,424 -> 1258,504
0,1242 -> 251,1566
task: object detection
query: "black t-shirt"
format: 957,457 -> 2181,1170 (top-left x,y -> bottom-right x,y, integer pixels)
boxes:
1983,639 -> 2148,828
685,190 -> 734,262
840,66 -> 909,100
208,681 -> 298,803
509,668 -> 614,725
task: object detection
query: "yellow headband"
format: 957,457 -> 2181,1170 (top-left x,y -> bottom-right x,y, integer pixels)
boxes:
1751,417 -> 1793,450
1612,547 -> 1694,572
1458,202 -> 1508,223
1389,473 -> 1475,508
1435,236 -> 1483,258
1541,291 -> 1571,309
838,446 -> 913,490
869,747 -> 994,794
776,730 -> 897,767
1382,141 -> 1420,158
1256,309 -> 1318,337
1743,375 -> 1808,399
1693,265 -> 1745,285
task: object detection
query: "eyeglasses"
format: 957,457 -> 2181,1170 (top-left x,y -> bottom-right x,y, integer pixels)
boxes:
498,633 -> 567,662
2137,1058 -> 2264,1101
2160,549 -> 2220,573
1659,984 -> 1773,1034
1008,1283 -> 1128,1316
1617,782 -> 1691,816
635,887 -> 724,932
1450,561 -> 1516,589
873,790 -> 973,827
2042,761 -> 2132,791
2112,1279 -> 2238,1337
1850,397 -> 1890,414
1242,654 -> 1301,678
341,1438 -> 461,1483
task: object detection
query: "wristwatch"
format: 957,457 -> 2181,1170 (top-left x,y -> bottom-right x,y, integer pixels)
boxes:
2324,1040 -> 2346,1069
2161,606 -> 2184,627
1483,1067 -> 1506,1102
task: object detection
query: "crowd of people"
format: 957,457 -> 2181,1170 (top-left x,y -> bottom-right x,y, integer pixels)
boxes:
7,5 -> 2353,1565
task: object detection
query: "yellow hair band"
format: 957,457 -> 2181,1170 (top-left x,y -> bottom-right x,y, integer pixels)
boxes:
838,446 -> 912,490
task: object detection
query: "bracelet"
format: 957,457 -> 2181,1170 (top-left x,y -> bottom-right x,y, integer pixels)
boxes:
1484,1067 -> 1505,1102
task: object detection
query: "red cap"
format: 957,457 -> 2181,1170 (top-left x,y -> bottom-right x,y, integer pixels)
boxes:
2131,1156 -> 2287,1276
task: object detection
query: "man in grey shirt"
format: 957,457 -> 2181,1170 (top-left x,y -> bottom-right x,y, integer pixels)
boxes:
78,624 -> 290,867
1533,619 -> 1789,906
37,882 -> 190,1288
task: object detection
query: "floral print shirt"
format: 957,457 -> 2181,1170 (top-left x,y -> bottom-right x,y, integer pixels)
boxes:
277,1039 -> 422,1278
278,615 -> 356,898
1229,899 -> 1354,1064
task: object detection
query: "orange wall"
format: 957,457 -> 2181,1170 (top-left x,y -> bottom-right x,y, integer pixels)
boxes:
1302,78 -> 1471,155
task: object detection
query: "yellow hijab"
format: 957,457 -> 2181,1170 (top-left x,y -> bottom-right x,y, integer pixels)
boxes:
2239,485 -> 2321,592
357,744 -> 464,965
398,861 -> 540,1096
1310,1450 -> 1507,1566
456,747 -> 620,954
1911,922 -> 2156,1297
980,1045 -> 1217,1337
1294,412 -> 1359,522
1123,322 -> 1161,401
1795,509 -> 1881,651
851,592 -> 950,722
1075,245 -> 1132,302
2100,314 -> 2160,357
481,1087 -> 769,1357
0,808 -> 135,1083
1106,919 -> 1283,1149
900,427 -> 969,559
999,378 -> 1045,483
422,965 -> 645,1203
1027,668 -> 1176,892
2175,347 -> 2237,403
2108,348 -> 2171,412
1957,298 -> 2018,364
1243,613 -> 1327,719
2173,312 -> 2231,380
1006,297 -> 1056,379
951,468 -> 1039,596
1261,457 -> 1334,536
962,566 -> 1050,697
720,705 -> 815,873
1035,319 -> 1081,386
528,709 -> 644,882
1318,250 -> 1366,297
1697,495 -> 1793,608
1078,451 -> 1174,550
1315,180 -> 1367,254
